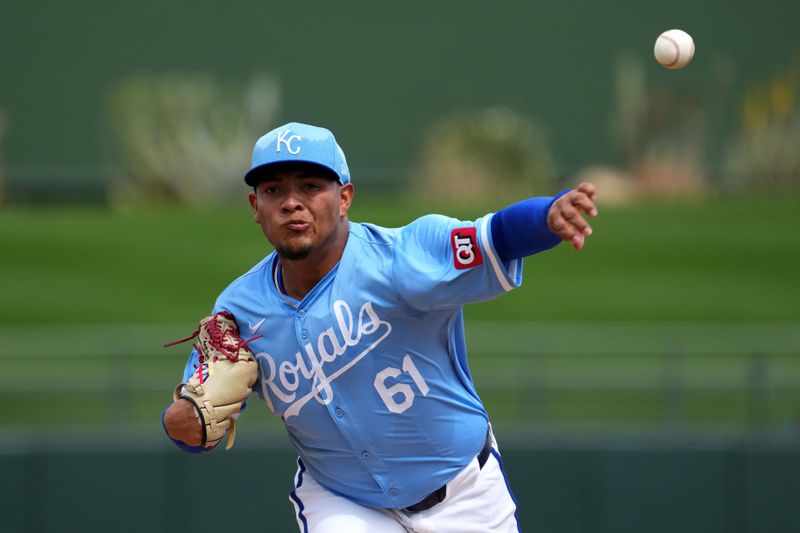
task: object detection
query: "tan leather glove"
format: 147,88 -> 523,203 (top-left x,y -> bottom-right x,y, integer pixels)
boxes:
166,311 -> 259,450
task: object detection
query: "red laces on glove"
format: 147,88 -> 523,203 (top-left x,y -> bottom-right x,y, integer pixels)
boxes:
164,311 -> 262,362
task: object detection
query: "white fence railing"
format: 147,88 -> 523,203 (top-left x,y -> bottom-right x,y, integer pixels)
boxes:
2,321 -> 798,432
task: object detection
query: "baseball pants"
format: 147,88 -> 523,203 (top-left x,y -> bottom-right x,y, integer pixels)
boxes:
288,435 -> 520,532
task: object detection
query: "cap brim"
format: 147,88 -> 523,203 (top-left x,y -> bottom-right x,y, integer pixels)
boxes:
244,160 -> 343,186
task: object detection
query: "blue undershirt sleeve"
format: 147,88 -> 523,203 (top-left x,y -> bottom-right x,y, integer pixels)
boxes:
490,191 -> 569,262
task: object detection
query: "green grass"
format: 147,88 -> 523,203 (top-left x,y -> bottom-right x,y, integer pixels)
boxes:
1,195 -> 798,324
1,196 -> 799,435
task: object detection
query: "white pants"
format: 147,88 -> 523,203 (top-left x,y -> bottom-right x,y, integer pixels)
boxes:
288,438 -> 520,533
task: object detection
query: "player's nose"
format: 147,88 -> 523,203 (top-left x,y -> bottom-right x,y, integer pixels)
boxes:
279,190 -> 304,212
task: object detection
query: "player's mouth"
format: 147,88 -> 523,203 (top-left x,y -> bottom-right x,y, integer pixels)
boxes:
284,220 -> 311,232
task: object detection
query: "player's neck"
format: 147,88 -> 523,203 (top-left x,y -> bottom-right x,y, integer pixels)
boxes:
278,223 -> 349,300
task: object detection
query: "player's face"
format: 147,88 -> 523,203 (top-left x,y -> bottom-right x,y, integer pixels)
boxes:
248,166 -> 354,261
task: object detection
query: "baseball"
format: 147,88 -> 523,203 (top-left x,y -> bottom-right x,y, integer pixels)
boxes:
654,29 -> 695,69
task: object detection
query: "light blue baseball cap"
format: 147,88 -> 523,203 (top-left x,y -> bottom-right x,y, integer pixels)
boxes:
244,122 -> 351,186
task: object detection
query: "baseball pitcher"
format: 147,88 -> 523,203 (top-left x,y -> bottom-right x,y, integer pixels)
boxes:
163,122 -> 597,532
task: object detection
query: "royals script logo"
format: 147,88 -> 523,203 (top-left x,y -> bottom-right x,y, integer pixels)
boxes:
255,300 -> 392,418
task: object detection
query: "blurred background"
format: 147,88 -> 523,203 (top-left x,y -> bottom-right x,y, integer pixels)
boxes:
1,1 -> 799,532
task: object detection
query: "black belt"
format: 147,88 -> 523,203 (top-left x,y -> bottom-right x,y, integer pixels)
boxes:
403,432 -> 493,513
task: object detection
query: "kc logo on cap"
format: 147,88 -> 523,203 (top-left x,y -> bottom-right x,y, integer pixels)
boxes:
276,129 -> 302,155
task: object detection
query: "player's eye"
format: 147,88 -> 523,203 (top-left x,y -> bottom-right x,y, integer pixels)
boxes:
301,182 -> 321,191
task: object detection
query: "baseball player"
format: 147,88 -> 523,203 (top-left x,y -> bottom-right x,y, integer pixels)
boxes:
163,122 -> 597,532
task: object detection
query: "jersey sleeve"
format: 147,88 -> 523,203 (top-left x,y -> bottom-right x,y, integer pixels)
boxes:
392,213 -> 523,311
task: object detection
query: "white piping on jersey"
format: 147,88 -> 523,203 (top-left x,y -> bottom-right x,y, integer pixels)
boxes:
508,258 -> 519,282
480,216 -> 514,292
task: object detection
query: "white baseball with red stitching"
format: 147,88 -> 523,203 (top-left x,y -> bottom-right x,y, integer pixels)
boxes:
654,29 -> 695,69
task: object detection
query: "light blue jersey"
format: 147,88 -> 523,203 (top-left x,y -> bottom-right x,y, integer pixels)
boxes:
180,214 -> 523,509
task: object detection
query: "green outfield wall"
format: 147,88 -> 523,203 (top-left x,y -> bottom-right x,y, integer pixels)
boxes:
1,0 -> 798,188
2,439 -> 798,533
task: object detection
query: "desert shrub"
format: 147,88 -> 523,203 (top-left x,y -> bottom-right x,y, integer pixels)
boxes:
609,56 -> 709,199
106,73 -> 280,207
723,59 -> 800,192
413,107 -> 557,204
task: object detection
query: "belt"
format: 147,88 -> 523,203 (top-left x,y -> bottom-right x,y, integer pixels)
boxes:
403,431 -> 493,514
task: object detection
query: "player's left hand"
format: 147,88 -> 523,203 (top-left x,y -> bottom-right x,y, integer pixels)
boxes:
164,311 -> 260,450
547,182 -> 597,251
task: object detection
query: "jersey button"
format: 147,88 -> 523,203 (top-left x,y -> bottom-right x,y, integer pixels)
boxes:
297,309 -> 306,318
388,488 -> 399,497
361,451 -> 371,459
301,329 -> 309,339
335,408 -> 344,417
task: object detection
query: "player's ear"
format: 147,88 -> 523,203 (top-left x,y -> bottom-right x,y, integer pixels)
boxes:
248,191 -> 262,223
339,183 -> 354,216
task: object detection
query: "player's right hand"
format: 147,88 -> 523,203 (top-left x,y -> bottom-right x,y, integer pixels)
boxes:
547,182 -> 597,251
164,399 -> 203,446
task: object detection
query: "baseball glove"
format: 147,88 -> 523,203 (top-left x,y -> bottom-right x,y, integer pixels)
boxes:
165,311 -> 260,450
